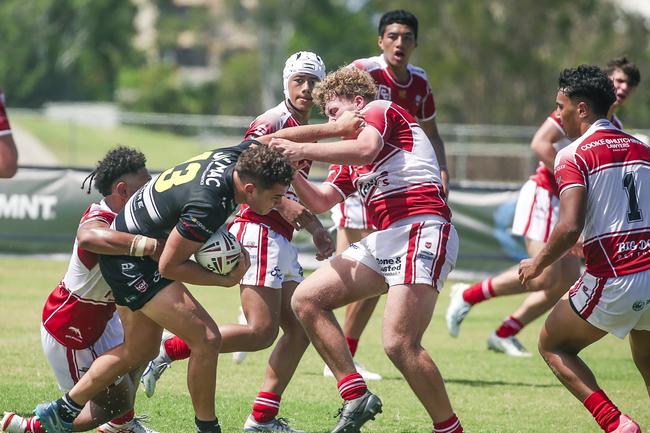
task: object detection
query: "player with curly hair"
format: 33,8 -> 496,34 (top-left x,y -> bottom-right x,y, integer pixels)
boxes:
520,64 -> 649,433
271,66 -> 464,433
2,146 -> 162,433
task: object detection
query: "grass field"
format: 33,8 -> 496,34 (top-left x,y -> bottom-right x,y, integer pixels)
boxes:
0,256 -> 647,433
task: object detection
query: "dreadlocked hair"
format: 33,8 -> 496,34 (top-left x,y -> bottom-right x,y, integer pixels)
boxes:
86,146 -> 147,196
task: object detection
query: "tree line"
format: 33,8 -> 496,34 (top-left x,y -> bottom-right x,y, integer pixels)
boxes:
2,0 -> 648,127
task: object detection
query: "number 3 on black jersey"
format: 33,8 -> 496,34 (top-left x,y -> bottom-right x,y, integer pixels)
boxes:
154,151 -> 212,193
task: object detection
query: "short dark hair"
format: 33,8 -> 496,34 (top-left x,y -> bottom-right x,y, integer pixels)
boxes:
378,10 -> 418,40
235,144 -> 294,189
93,146 -> 147,196
558,65 -> 616,117
605,57 -> 641,88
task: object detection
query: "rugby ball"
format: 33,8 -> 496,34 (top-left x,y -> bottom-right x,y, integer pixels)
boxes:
195,228 -> 241,275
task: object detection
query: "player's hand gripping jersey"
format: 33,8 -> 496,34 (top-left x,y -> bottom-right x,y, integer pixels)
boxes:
325,100 -> 450,230
233,102 -> 310,241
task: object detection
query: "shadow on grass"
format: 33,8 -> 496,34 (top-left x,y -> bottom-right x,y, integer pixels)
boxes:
446,377 -> 561,388
305,371 -> 560,388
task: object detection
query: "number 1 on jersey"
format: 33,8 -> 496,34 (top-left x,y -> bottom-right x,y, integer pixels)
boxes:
623,172 -> 643,222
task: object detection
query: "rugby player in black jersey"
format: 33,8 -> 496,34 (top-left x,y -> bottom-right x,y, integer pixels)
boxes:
34,114 -> 364,433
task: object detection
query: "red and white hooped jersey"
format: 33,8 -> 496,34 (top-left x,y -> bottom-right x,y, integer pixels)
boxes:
352,55 -> 436,121
325,100 -> 450,230
531,111 -> 623,195
555,118 -> 650,277
233,101 -> 310,241
42,200 -> 118,349
0,91 -> 12,136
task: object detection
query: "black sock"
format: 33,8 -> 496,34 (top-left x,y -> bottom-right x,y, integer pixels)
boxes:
56,393 -> 83,423
195,417 -> 220,433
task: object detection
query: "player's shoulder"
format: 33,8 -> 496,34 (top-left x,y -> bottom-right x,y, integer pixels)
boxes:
80,201 -> 116,225
246,102 -> 293,137
407,63 -> 429,81
352,56 -> 384,72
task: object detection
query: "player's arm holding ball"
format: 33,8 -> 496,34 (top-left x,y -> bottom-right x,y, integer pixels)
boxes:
159,227 -> 249,287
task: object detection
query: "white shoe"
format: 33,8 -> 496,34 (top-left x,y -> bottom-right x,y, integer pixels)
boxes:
323,359 -> 382,381
243,416 -> 305,432
1,412 -> 28,433
140,334 -> 173,398
97,415 -> 161,433
446,283 -> 472,337
487,332 -> 532,357
233,306 -> 248,364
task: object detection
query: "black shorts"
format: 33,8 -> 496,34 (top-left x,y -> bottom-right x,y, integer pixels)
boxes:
99,255 -> 174,311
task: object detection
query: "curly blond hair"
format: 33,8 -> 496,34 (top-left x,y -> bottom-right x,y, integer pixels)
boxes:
313,67 -> 377,113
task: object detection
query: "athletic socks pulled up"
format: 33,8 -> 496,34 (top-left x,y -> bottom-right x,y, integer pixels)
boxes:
583,389 -> 622,433
164,335 -> 192,361
56,393 -> 83,423
346,337 -> 360,357
337,372 -> 367,400
251,391 -> 281,423
462,278 -> 495,305
195,417 -> 221,433
434,414 -> 463,433
495,315 -> 524,338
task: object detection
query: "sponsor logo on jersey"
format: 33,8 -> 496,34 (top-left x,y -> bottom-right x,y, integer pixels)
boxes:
358,171 -> 390,199
201,152 -> 235,187
617,239 -> 650,254
378,85 -> 391,100
632,300 -> 648,312
580,137 -> 635,151
66,326 -> 83,343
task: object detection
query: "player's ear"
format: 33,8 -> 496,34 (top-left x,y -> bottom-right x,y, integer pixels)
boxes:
576,101 -> 589,119
354,95 -> 365,109
243,182 -> 256,195
114,180 -> 128,200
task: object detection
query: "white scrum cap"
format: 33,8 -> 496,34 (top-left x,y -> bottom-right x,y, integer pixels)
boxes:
283,51 -> 326,98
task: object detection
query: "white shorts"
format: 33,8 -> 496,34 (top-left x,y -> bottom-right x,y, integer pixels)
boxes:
230,222 -> 304,289
341,215 -> 458,289
40,312 -> 124,392
331,192 -> 374,230
569,269 -> 650,339
511,180 -> 559,242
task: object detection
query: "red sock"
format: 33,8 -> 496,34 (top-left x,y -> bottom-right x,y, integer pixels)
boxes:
164,336 -> 192,361
251,391 -> 281,423
26,417 -> 46,433
495,315 -> 524,338
346,337 -> 359,357
584,390 -> 622,432
337,372 -> 367,400
434,414 -> 463,433
462,278 -> 495,305
109,409 -> 135,426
